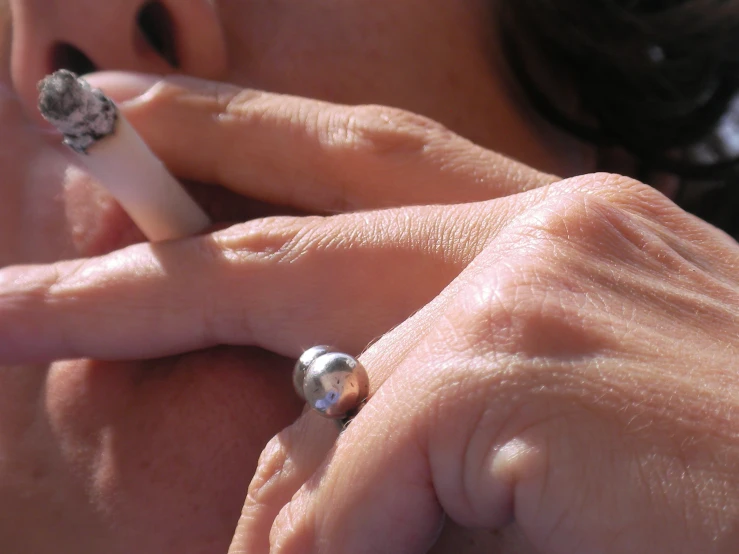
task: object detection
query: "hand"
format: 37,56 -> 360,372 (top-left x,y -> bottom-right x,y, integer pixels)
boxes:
4,164 -> 739,553
243,179 -> 739,554
0,75 -> 557,553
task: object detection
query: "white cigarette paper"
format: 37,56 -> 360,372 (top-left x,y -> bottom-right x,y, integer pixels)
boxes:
37,70 -> 211,241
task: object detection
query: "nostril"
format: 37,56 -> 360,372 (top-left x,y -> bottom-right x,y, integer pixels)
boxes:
50,43 -> 98,75
136,1 -> 180,68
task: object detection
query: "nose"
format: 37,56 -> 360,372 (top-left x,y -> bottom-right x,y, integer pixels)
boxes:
10,0 -> 227,117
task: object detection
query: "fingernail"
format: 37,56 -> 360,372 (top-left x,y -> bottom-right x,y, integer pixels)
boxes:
83,71 -> 164,105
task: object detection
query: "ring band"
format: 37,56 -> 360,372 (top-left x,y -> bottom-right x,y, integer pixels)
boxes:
294,346 -> 370,428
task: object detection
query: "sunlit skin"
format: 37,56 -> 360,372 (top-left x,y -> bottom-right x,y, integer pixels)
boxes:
2,2 -> 739,554
0,1 -> 594,552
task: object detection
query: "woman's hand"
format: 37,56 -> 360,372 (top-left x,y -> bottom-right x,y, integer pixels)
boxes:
241,176 -> 739,554
2,75 -> 738,554
0,74 -> 555,554
4,175 -> 739,553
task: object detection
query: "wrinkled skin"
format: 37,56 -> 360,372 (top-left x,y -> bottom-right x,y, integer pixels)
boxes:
1,1 -> 738,554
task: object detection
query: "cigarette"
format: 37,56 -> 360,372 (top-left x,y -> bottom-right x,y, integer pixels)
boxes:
37,70 -> 211,242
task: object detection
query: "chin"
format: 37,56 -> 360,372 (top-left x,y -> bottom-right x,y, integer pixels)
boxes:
41,346 -> 303,553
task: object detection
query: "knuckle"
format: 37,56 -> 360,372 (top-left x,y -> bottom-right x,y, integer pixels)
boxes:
270,495 -> 318,552
0,264 -> 57,304
448,193 -> 625,359
529,189 -> 621,244
246,434 -> 291,508
42,259 -> 97,299
449,178 -> 727,361
127,79 -> 179,109
214,211 -> 377,270
212,215 -> 326,265
135,75 -> 248,113
555,172 -> 674,217
526,182 -> 662,257
325,105 -> 454,157
220,87 -> 269,117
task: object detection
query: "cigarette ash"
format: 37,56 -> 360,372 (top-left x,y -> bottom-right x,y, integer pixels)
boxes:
37,70 -> 118,154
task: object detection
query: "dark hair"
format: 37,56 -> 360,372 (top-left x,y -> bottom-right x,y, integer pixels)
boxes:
500,0 -> 739,238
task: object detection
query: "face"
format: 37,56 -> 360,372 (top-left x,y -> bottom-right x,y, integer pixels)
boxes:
0,1 -> 586,552
2,0 -> 593,262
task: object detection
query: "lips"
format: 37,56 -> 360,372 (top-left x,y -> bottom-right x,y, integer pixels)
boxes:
38,71 -> 291,257
0,67 -> 320,552
61,160 -> 303,257
60,163 -> 145,256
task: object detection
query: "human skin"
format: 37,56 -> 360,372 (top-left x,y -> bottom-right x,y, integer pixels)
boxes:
2,1 -> 739,554
0,0 -> 590,552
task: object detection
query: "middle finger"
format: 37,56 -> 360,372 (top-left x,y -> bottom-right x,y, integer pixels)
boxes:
0,194 -> 541,365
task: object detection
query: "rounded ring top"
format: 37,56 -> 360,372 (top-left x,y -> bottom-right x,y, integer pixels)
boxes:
293,348 -> 370,419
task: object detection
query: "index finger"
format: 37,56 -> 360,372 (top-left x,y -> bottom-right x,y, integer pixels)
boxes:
101,73 -> 557,213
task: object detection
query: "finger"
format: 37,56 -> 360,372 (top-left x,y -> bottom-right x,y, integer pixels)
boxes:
264,179 -> 739,554
264,320 -> 541,554
267,348 -> 450,554
237,213 -> 503,554
230,285 -> 450,554
228,410 -> 340,554
0,168 -> 623,360
0,196 -> 532,364
113,74 -> 557,212
259,209 -> 571,554
246,187 -> 604,554
220,174 -> 650,554
0,174 -> 646,365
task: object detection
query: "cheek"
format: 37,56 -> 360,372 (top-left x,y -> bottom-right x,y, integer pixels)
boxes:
220,0 -> 590,179
45,347 -> 303,551
221,0 -> 486,105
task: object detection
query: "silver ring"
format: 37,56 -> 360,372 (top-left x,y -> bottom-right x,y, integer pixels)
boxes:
293,346 -> 370,429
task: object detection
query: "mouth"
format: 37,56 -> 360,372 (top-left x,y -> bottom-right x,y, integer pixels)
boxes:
183,179 -> 305,227
2,87 -> 310,552
31,71 -> 298,257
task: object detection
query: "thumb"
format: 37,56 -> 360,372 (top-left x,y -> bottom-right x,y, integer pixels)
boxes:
268,367 -> 448,554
